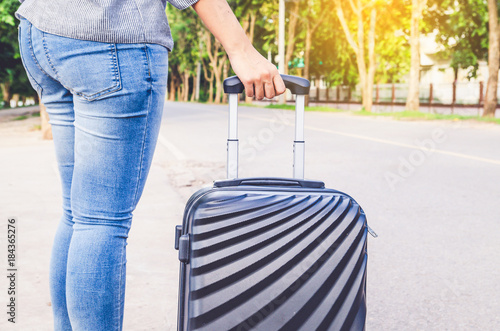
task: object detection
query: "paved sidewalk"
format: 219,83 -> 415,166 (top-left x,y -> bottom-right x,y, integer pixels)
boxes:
0,115 -> 186,330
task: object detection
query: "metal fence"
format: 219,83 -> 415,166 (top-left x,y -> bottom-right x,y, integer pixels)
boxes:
307,82 -> 493,107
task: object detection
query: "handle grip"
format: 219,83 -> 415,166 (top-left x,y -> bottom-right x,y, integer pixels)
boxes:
214,177 -> 324,189
223,74 -> 311,95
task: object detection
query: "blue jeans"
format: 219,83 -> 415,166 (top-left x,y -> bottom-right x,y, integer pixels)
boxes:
18,18 -> 169,330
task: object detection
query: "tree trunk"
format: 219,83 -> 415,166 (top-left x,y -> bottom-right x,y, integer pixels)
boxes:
484,0 -> 499,117
303,9 -> 327,107
304,24 -> 313,106
12,94 -> 20,108
202,60 -> 214,103
214,66 -> 222,104
335,0 -> 376,112
406,0 -> 424,111
214,53 -> 227,104
355,0 -> 370,111
194,60 -> 201,102
39,103 -> 53,140
365,8 -> 377,112
204,30 -> 224,103
285,2 -> 300,76
183,70 -> 190,102
169,70 -> 180,101
1,82 -> 11,108
169,78 -> 177,101
190,76 -> 196,102
208,77 -> 214,103
169,83 -> 175,101
179,72 -> 186,101
222,59 -> 229,104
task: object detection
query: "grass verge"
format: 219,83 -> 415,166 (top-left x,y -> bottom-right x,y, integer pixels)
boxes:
12,112 -> 40,121
12,115 -> 29,121
354,110 -> 500,125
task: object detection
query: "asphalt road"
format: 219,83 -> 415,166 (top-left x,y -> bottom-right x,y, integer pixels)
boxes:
159,101 -> 500,330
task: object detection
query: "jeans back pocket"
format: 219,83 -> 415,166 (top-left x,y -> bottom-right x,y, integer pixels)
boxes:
41,32 -> 122,102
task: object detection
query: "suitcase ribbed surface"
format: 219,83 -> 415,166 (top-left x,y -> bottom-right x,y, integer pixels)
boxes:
181,190 -> 367,331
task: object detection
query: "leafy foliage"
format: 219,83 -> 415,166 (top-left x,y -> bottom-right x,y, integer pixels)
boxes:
375,0 -> 411,83
425,0 -> 489,79
0,0 -> 35,107
1,0 -> 495,107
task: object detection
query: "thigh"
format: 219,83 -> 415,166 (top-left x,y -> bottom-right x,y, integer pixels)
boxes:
38,31 -> 169,223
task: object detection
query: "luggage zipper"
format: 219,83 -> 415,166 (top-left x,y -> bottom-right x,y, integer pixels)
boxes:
367,225 -> 378,238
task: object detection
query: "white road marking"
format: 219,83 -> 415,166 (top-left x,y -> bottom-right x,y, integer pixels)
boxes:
207,108 -> 500,166
158,133 -> 186,161
306,126 -> 500,166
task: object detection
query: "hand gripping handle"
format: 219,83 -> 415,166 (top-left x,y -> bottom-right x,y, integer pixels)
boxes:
223,74 -> 310,95
223,74 -> 310,180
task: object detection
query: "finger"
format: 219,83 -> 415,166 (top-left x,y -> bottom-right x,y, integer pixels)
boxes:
273,74 -> 286,95
254,79 -> 265,100
264,80 -> 275,99
243,81 -> 254,98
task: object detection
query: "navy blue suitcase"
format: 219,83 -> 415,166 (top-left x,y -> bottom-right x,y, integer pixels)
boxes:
175,75 -> 374,331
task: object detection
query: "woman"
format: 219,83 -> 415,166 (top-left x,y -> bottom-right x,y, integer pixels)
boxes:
16,0 -> 285,329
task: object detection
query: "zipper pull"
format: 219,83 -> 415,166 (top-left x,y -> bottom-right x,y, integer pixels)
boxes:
367,225 -> 378,238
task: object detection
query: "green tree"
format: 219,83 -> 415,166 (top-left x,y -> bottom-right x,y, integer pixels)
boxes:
167,4 -> 201,102
335,0 -> 377,111
426,0 -> 496,117
375,2 -> 411,85
309,17 -> 359,87
425,0 -> 489,80
1,0 -> 34,108
165,0 -> 412,107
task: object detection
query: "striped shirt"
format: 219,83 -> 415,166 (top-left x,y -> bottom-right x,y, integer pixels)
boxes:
15,0 -> 200,51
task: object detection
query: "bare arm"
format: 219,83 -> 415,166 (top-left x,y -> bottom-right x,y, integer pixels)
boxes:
192,0 -> 286,100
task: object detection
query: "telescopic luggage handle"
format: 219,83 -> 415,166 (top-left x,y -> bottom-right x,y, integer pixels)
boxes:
223,74 -> 310,180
